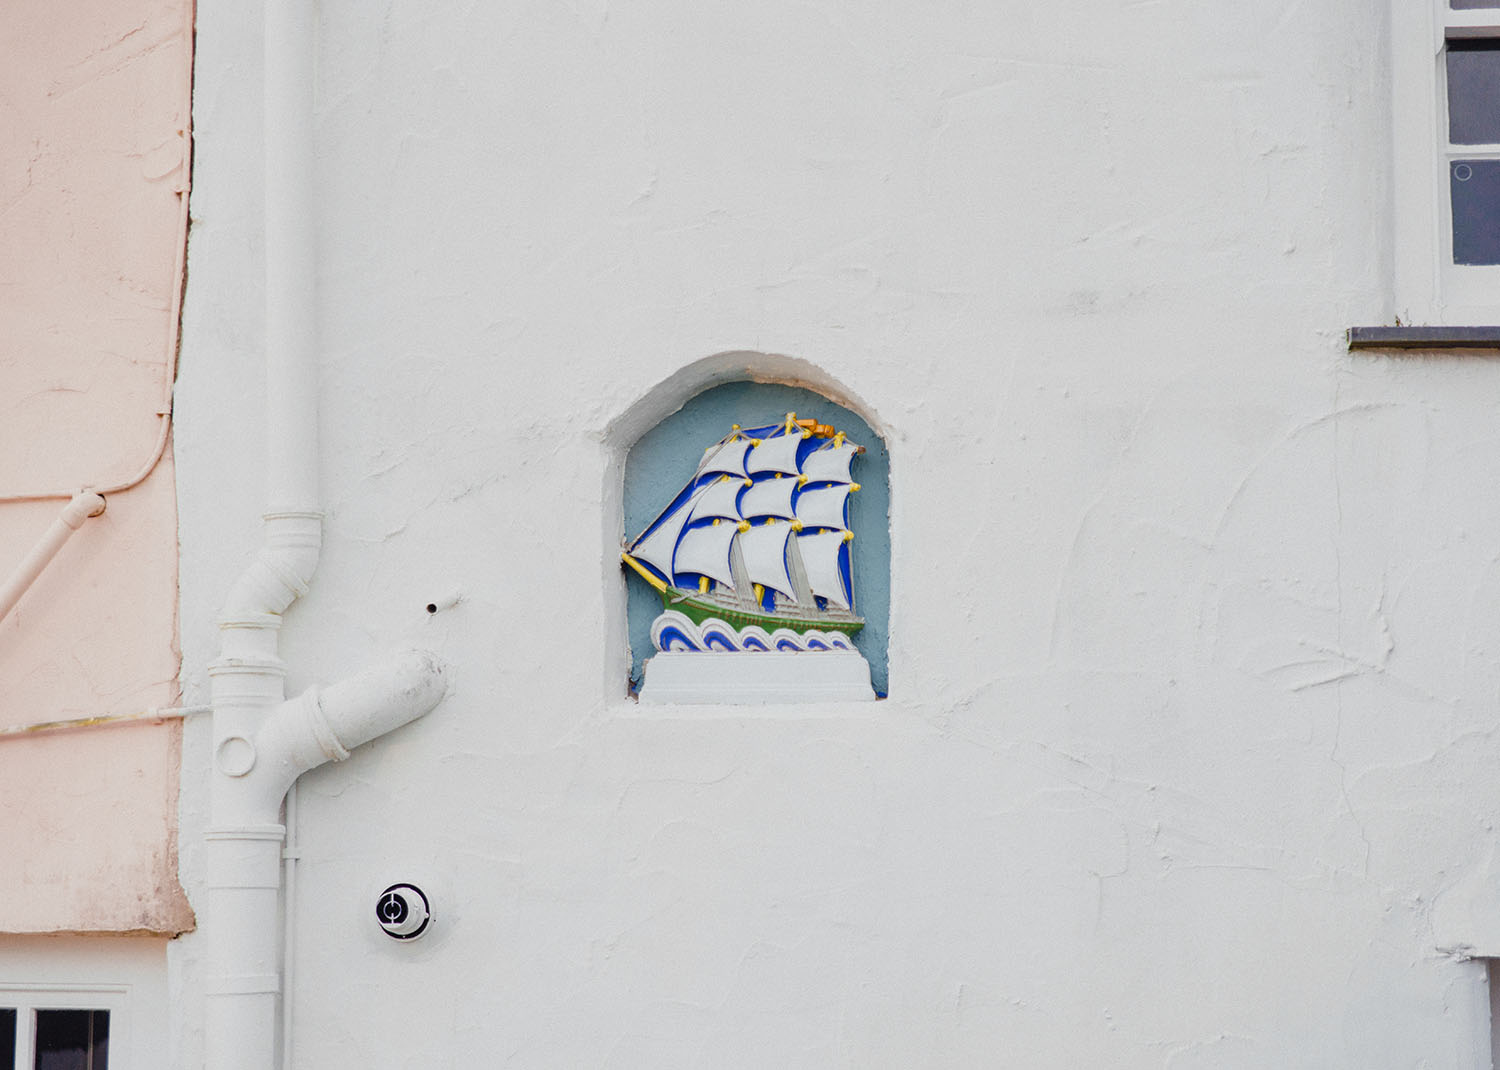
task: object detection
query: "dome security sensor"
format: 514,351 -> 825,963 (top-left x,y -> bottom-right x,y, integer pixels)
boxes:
376,883 -> 431,940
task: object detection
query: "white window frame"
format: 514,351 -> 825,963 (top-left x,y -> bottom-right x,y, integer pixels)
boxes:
1391,0 -> 1500,324
0,986 -> 127,1070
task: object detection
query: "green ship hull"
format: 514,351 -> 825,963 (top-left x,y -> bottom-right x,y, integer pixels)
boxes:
659,586 -> 864,636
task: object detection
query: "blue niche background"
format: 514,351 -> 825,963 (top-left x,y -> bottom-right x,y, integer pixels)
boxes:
623,381 -> 890,696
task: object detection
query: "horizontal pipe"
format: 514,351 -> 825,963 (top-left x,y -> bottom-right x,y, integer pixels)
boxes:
0,492 -> 107,626
0,705 -> 211,741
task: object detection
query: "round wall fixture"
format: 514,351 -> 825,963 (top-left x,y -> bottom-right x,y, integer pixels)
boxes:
375,883 -> 430,940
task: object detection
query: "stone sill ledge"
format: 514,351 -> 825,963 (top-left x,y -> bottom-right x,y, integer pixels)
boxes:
1348,326 -> 1500,350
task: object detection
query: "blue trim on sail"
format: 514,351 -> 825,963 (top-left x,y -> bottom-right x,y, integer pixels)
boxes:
628,430 -> 741,549
838,540 -> 853,609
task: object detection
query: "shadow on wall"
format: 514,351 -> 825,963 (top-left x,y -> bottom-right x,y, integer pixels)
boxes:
622,380 -> 890,696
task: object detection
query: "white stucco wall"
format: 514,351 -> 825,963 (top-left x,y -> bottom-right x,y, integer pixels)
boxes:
174,1 -> 1500,1065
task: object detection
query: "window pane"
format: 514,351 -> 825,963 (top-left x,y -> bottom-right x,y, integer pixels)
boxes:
1452,159 -> 1500,263
1453,0 -> 1500,8
33,1010 -> 108,1070
0,1009 -> 15,1067
1448,40 -> 1500,144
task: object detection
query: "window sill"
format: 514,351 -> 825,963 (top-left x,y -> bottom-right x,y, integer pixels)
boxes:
1347,326 -> 1500,350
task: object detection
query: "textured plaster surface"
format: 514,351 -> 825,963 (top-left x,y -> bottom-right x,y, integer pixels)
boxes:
0,0 -> 193,934
173,0 -> 1500,1065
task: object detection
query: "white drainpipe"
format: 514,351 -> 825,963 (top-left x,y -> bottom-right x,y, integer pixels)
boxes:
204,2 -> 449,1067
204,654 -> 447,1070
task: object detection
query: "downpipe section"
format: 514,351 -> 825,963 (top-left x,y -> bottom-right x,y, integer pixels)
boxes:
210,511 -> 322,755
204,2 -> 371,1065
205,650 -> 448,1070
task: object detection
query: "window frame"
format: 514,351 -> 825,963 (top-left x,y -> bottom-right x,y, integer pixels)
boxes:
0,986 -> 125,1070
1391,0 -> 1500,323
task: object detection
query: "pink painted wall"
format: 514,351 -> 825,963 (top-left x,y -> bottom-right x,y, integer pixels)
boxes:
0,0 -> 194,933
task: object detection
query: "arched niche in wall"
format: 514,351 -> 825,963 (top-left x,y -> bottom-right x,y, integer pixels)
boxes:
604,353 -> 890,701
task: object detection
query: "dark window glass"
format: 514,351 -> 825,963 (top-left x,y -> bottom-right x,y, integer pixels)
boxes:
34,1009 -> 108,1070
1453,0 -> 1500,8
1,1008 -> 15,1066
1453,159 -> 1500,263
1448,39 -> 1500,144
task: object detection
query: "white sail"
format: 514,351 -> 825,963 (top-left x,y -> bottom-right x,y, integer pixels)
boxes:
688,477 -> 746,523
793,484 -> 852,531
630,488 -> 704,581
797,530 -> 851,610
674,522 -> 738,590
627,419 -> 866,625
739,476 -> 797,520
698,437 -> 752,479
745,432 -> 802,476
800,441 -> 858,484
738,522 -> 795,599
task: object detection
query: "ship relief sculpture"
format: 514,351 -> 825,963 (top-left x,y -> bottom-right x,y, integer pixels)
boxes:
623,413 -> 876,702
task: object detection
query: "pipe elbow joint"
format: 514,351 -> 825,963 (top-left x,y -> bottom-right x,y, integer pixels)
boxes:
61,492 -> 107,528
220,514 -> 322,619
221,550 -> 316,619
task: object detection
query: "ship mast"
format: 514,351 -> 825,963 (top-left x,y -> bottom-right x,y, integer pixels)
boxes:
783,526 -> 818,609
727,531 -> 757,610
